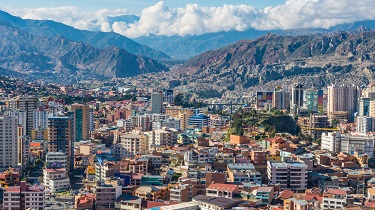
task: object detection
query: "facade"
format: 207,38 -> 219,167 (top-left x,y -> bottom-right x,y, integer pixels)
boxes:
321,131 -> 375,156
3,181 -> 44,210
43,168 -> 69,193
356,116 -> 375,134
206,183 -> 239,199
291,83 -> 304,107
303,88 -> 323,113
0,116 -> 18,169
227,163 -> 262,184
47,113 -> 75,171
46,152 -> 67,169
327,84 -> 360,122
322,188 -> 347,210
95,185 -> 122,209
256,92 -> 273,110
151,92 -> 163,113
114,133 -> 148,159
71,104 -> 91,141
272,90 -> 290,110
267,161 -> 308,193
188,114 -> 210,128
359,97 -> 371,117
18,95 -> 39,136
163,89 -> 174,103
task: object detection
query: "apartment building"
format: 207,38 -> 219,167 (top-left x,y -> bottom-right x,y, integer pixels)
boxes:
0,116 -> 18,170
322,188 -> 347,210
206,183 -> 239,199
267,161 -> 308,193
227,163 -> 262,184
43,168 -> 70,193
3,181 -> 44,210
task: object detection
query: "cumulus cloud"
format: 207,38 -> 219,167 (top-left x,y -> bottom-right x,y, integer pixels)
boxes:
4,0 -> 375,38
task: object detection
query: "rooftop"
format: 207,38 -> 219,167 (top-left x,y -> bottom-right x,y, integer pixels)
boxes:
207,183 -> 238,192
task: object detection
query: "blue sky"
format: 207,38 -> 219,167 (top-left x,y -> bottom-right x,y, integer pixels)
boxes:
1,0 -> 287,13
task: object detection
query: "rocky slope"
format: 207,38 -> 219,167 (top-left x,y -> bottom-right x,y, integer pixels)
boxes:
0,10 -> 171,60
0,22 -> 168,81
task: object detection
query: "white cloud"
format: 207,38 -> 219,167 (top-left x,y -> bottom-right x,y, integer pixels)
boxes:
4,0 -> 375,38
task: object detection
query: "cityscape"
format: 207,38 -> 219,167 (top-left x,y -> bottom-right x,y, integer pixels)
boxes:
1,0 -> 375,210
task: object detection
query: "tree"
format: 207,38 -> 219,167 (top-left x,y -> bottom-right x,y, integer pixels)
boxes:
174,93 -> 184,106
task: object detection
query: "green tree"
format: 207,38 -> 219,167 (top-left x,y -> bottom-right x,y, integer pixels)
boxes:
174,93 -> 184,106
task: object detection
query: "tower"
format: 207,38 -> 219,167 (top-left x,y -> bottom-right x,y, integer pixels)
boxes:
291,83 -> 304,107
0,116 -> 18,170
151,92 -> 163,113
71,104 -> 90,142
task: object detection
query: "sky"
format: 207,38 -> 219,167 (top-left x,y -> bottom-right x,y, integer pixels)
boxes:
0,0 -> 286,13
1,0 -> 375,38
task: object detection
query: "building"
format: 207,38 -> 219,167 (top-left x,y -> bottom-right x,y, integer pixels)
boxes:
151,92 -> 163,113
113,133 -> 148,159
43,168 -> 69,193
169,179 -> 197,202
166,107 -> 193,130
206,183 -> 239,199
272,90 -> 290,110
256,92 -> 273,110
327,84 -> 360,122
322,188 -> 347,210
71,104 -> 91,141
256,186 -> 274,204
17,95 -> 39,136
359,97 -> 371,117
321,131 -> 375,156
47,113 -> 75,171
46,152 -> 67,169
163,90 -> 174,103
267,161 -> 308,193
134,186 -> 167,201
188,114 -> 209,128
356,116 -> 375,134
3,181 -> 44,210
193,195 -> 244,210
303,88 -> 323,113
298,114 -> 330,140
148,127 -> 178,148
291,83 -> 304,107
95,185 -> 122,209
0,169 -> 20,188
0,116 -> 18,170
227,163 -> 262,184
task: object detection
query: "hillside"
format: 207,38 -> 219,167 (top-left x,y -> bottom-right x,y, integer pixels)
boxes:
0,23 -> 168,82
0,10 -> 171,60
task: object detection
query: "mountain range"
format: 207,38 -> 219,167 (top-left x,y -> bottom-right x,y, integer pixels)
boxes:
0,20 -> 168,81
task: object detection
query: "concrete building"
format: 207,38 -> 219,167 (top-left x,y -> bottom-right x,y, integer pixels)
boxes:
267,161 -> 308,193
163,90 -> 174,103
188,114 -> 209,128
303,88 -> 323,113
46,152 -> 67,169
359,97 -> 371,117
321,131 -> 375,156
356,116 -> 375,134
47,113 -> 75,171
113,133 -> 148,159
151,92 -> 163,113
17,95 -> 39,136
227,163 -> 262,184
206,183 -> 239,199
0,116 -> 18,170
169,179 -> 197,202
327,84 -> 360,122
148,127 -> 178,148
272,90 -> 290,110
322,188 -> 347,210
95,185 -> 122,209
43,168 -> 69,193
291,83 -> 304,108
71,104 -> 91,141
3,181 -> 44,210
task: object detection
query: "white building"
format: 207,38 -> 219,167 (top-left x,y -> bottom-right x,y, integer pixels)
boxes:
147,127 -> 178,148
116,119 -> 133,132
43,168 -> 69,193
322,188 -> 347,210
321,131 -> 375,156
356,116 -> 375,134
0,116 -> 18,170
113,133 -> 148,159
327,84 -> 360,122
267,161 -> 308,193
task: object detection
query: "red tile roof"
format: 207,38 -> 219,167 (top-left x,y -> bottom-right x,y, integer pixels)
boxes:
207,183 -> 238,192
278,190 -> 294,199
325,189 -> 347,196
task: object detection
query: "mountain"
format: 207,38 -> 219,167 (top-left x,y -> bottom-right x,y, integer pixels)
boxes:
0,22 -> 168,81
0,10 -> 171,60
138,30 -> 375,98
135,20 -> 375,60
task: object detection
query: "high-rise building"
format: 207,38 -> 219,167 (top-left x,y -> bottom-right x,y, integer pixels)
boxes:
359,97 -> 371,117
356,116 -> 375,134
163,90 -> 174,103
327,84 -> 360,122
151,92 -> 163,113
47,113 -> 74,171
18,96 -> 39,136
291,83 -> 304,107
0,116 -> 18,170
303,88 -> 323,113
71,104 -> 90,142
272,90 -> 290,110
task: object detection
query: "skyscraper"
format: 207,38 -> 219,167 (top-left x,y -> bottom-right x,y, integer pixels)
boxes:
47,112 -> 74,171
0,116 -> 18,170
291,83 -> 304,107
327,84 -> 360,122
151,92 -> 163,113
358,97 -> 371,117
71,104 -> 90,142
272,90 -> 290,110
